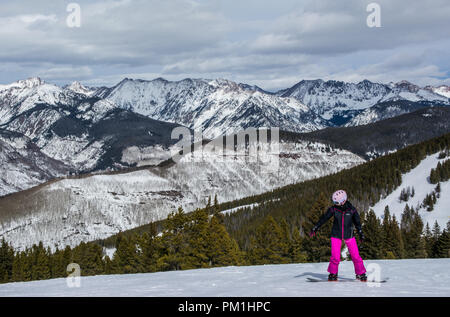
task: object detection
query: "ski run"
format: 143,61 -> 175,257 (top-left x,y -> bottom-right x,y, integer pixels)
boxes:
0,259 -> 448,297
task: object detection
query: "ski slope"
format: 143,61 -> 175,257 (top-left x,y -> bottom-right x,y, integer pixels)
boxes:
0,259 -> 449,297
371,153 -> 450,228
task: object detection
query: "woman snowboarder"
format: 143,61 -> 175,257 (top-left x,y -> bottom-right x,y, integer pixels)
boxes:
309,190 -> 367,281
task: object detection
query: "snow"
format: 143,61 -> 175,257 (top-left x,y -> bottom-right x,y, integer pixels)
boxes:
221,203 -> 261,215
432,86 -> 450,98
371,153 -> 450,229
0,259 -> 448,296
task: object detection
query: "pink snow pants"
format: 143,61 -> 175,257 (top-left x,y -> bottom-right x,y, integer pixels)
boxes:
328,237 -> 366,275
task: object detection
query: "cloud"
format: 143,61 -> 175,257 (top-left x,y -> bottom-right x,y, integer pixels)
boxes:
38,65 -> 93,81
0,0 -> 448,89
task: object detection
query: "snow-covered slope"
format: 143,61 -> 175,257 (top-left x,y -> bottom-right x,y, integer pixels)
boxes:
371,153 -> 449,229
429,85 -> 450,98
345,100 -> 434,127
278,79 -> 449,125
0,129 -> 71,196
0,259 -> 448,296
0,140 -> 364,251
102,78 -> 326,138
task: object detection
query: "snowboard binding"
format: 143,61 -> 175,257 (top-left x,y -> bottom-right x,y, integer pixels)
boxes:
328,273 -> 338,281
356,273 -> 367,282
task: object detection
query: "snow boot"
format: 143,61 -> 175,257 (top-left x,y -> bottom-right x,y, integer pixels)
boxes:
356,273 -> 367,282
328,273 -> 338,281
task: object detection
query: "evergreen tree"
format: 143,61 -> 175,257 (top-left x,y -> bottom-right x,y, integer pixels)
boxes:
248,216 -> 289,265
434,230 -> 450,258
32,242 -> 51,280
11,251 -> 25,282
111,234 -> 142,274
213,194 -> 224,224
381,206 -> 391,258
207,216 -> 245,266
359,210 -> 382,259
184,208 -> 210,269
157,207 -> 189,271
401,206 -> 426,258
301,192 -> 332,262
290,228 -> 308,263
139,230 -> 160,273
72,242 -> 105,276
424,223 -> 434,258
390,214 -> 405,259
0,239 -> 14,283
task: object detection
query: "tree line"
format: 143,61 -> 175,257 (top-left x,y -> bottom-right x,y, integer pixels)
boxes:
0,197 -> 448,285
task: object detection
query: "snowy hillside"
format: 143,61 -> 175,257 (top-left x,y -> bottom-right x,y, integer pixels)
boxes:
345,100 -> 434,127
371,153 -> 450,229
0,129 -> 70,196
430,85 -> 450,98
0,259 -> 448,296
0,140 -> 364,251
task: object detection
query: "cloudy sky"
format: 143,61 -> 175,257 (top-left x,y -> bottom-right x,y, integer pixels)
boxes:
0,0 -> 449,91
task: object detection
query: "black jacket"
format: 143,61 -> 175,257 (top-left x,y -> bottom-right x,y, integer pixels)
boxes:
312,201 -> 363,240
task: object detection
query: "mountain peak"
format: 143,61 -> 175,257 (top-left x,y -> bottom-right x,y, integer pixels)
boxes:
18,77 -> 45,88
394,80 -> 420,92
66,81 -> 93,95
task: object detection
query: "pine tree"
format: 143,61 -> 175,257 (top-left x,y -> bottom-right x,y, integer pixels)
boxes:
390,214 -> 405,259
207,216 -> 245,266
434,230 -> 450,258
157,207 -> 189,271
183,208 -> 210,269
401,207 -> 426,258
32,242 -> 51,280
301,192 -> 332,262
424,223 -> 434,258
381,206 -> 391,258
111,234 -> 142,274
248,216 -> 289,265
11,251 -> 25,282
0,239 -> 14,283
213,194 -> 224,224
359,210 -> 382,259
139,230 -> 160,273
290,228 -> 308,263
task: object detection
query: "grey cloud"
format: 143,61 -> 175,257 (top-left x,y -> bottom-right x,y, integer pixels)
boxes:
0,0 -> 448,89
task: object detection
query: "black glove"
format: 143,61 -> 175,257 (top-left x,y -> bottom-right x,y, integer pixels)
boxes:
309,226 -> 318,238
358,231 -> 365,243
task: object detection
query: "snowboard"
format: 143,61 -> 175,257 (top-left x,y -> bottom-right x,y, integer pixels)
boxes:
306,277 -> 388,283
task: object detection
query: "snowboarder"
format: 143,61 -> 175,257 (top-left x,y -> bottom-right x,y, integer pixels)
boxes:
309,190 -> 367,282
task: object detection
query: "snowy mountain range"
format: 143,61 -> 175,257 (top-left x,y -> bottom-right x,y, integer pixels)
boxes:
99,77 -> 327,138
